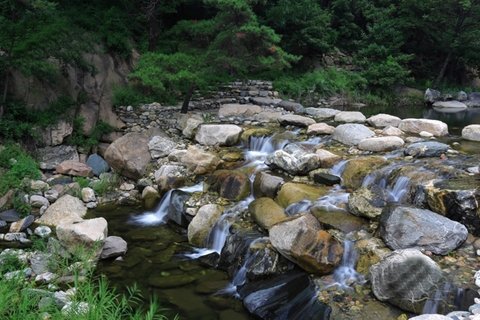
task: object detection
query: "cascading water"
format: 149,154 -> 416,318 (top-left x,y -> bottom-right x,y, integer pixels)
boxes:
244,135 -> 288,166
332,240 -> 365,289
314,186 -> 350,212
330,160 -> 348,178
387,176 -> 410,202
132,182 -> 203,226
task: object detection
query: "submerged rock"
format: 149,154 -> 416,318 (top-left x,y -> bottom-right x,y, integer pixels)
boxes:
380,206 -> 467,255
269,213 -> 343,274
404,141 -> 450,158
370,249 -> 449,313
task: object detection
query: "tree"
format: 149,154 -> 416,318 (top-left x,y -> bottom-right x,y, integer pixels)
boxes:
0,0 -> 83,114
131,0 -> 297,113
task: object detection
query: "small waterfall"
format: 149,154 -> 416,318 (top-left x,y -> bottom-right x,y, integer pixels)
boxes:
216,238 -> 263,297
332,240 -> 365,289
314,186 -> 350,212
285,200 -> 313,216
132,182 -> 203,226
330,160 -> 348,178
245,135 -> 288,165
422,282 -> 455,314
387,176 -> 410,202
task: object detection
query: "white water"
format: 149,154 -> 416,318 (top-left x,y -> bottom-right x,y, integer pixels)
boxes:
244,135 -> 288,167
285,200 -> 313,216
387,176 -> 410,202
330,160 -> 348,177
332,240 -> 365,289
132,182 -> 204,226
314,186 -> 350,212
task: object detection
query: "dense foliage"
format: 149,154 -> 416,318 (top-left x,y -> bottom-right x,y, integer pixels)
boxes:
2,0 -> 480,109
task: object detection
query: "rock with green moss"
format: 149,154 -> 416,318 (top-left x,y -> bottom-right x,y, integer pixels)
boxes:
348,186 -> 387,219
276,182 -> 328,208
207,170 -> 251,201
342,157 -> 388,189
249,198 -> 288,229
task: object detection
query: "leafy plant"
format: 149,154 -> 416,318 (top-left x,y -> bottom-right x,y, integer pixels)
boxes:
67,118 -> 114,151
0,144 -> 40,196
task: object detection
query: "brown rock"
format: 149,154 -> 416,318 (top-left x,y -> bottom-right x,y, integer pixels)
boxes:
249,198 -> 288,229
56,160 -> 93,177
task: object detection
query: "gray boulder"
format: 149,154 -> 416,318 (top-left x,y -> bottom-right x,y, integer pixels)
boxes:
100,236 -> 127,259
462,124 -> 480,142
278,100 -> 305,114
278,114 -> 315,127
266,143 -> 323,175
358,136 -> 405,152
253,172 -> 284,198
195,124 -> 242,146
304,107 -> 340,120
380,206 -> 467,255
334,111 -> 366,123
398,118 -> 448,137
424,88 -> 441,104
36,195 -> 87,227
404,141 -> 450,158
104,132 -> 151,180
86,154 -> 110,176
370,249 -> 446,313
367,114 -> 401,128
432,100 -> 467,111
218,104 -> 262,118
333,124 -> 375,146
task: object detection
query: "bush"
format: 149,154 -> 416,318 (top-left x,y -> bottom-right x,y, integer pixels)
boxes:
67,118 -> 114,150
112,85 -> 152,107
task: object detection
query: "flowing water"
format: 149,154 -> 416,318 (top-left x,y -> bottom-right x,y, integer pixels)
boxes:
333,240 -> 365,289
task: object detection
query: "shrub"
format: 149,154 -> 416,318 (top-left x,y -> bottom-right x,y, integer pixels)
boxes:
112,85 -> 152,107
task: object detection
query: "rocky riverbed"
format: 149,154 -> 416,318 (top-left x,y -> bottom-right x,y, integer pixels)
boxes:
1,82 -> 480,319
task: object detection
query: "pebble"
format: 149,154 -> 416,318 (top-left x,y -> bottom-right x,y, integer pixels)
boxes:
34,226 -> 52,238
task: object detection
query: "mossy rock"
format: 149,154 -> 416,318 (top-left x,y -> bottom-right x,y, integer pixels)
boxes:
276,182 -> 328,208
240,127 -> 274,143
342,157 -> 388,190
249,197 -> 288,229
207,170 -> 251,201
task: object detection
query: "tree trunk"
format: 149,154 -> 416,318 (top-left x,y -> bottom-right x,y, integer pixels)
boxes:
147,16 -> 160,51
181,84 -> 195,114
434,51 -> 452,87
1,71 -> 9,118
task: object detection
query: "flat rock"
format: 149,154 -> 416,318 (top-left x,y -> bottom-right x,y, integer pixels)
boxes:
398,118 -> 448,136
218,104 -> 262,118
277,100 -> 304,114
304,108 -> 340,120
0,209 -> 20,222
334,111 -> 366,123
404,141 -> 450,158
56,218 -> 108,252
307,123 -> 335,135
195,124 -> 243,146
380,206 -> 468,255
432,100 -> 468,111
367,114 -> 401,128
358,136 -> 405,152
250,97 -> 281,106
9,215 -> 35,232
278,114 -> 315,127
333,124 -> 375,146
462,124 -> 480,142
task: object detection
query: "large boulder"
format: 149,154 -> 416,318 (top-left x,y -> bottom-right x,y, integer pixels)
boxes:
333,124 -> 375,146
265,144 -> 314,175
187,204 -> 224,247
148,136 -> 177,159
178,146 -> 220,175
37,195 -> 87,227
276,182 -> 328,208
370,249 -> 447,313
56,218 -> 108,253
277,100 -> 305,114
278,114 -> 315,127
177,114 -> 203,138
86,154 -> 110,176
37,145 -> 79,170
253,172 -> 284,198
304,107 -> 340,120
104,132 -> 151,180
195,124 -> 243,146
424,88 -> 441,104
462,124 -> 480,142
404,141 -> 450,158
358,136 -> 405,152
380,206 -> 468,255
249,198 -> 288,229
334,111 -> 366,123
422,178 -> 480,236
56,160 -> 93,177
218,104 -> 262,118
398,119 -> 448,136
207,170 -> 251,201
367,114 -> 401,128
342,157 -> 388,189
269,214 -> 343,274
